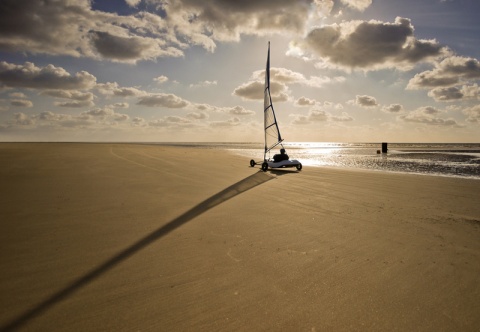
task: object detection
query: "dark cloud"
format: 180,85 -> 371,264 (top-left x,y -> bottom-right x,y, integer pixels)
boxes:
0,0 -> 182,62
355,95 -> 378,107
427,87 -> 463,101
10,99 -> 33,107
90,31 -> 167,63
295,17 -> 447,70
382,104 -> 403,113
0,61 -> 96,90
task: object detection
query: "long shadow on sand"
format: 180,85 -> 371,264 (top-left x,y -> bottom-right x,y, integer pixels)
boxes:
1,171 -> 273,332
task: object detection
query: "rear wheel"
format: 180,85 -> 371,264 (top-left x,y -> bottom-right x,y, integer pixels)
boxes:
296,163 -> 302,171
261,162 -> 268,172
250,159 -> 256,167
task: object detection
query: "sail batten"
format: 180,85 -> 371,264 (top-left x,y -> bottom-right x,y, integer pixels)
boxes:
263,42 -> 283,159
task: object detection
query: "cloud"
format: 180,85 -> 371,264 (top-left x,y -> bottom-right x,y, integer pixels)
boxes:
233,80 -> 289,102
89,31 -> 181,63
0,0 -> 184,63
340,0 -> 372,11
0,61 -> 96,90
95,82 -> 146,97
355,95 -> 378,108
225,106 -> 255,116
399,106 -> 462,127
292,17 -> 448,71
189,80 -> 218,88
209,117 -> 240,127
291,108 -> 354,124
9,92 -> 27,98
186,112 -> 208,120
14,112 -> 34,126
165,0 -> 316,45
41,90 -> 94,101
110,102 -> 130,109
233,66 -> 339,102
83,108 -> 115,118
41,90 -> 95,107
154,76 -> 169,84
0,0 -> 380,64
330,112 -> 354,122
54,100 -> 94,108
113,113 -> 129,121
407,56 -> 480,89
251,67 -> 344,88
125,0 -> 141,8
295,97 -> 317,106
137,93 -> 190,108
427,87 -> 464,102
463,105 -> 480,123
382,104 -> 404,113
10,99 -> 33,107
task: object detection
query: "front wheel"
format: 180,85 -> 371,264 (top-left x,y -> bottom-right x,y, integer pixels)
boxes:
250,159 -> 256,167
261,162 -> 268,172
296,163 -> 302,171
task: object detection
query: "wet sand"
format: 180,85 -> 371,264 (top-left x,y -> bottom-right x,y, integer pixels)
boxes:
1,143 -> 479,331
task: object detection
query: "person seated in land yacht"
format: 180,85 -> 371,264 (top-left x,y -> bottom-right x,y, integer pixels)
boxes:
273,148 -> 289,163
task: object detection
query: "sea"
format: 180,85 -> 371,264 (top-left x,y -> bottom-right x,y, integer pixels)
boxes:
165,142 -> 480,180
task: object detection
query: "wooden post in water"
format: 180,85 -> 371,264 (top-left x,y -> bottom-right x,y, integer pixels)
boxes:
382,142 -> 388,154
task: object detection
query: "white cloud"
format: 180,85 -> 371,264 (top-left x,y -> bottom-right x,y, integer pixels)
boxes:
10,99 -> 33,108
399,106 -> 462,127
340,0 -> 372,11
295,97 -> 317,106
95,82 -> 146,97
137,93 -> 190,108
189,80 -> 218,88
14,112 -> 34,126
233,80 -> 289,102
125,0 -> 141,8
186,112 -> 209,120
408,56 -> 480,90
291,108 -> 354,124
9,92 -> 27,98
209,117 -> 240,127
225,106 -> 255,116
463,105 -> 480,123
154,76 -> 169,84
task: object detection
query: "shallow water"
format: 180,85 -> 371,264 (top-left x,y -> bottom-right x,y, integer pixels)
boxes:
220,142 -> 480,180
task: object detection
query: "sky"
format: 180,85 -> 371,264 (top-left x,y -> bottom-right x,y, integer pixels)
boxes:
1,0 -> 480,143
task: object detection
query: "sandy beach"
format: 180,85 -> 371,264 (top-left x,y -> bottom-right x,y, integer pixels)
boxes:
1,143 -> 479,331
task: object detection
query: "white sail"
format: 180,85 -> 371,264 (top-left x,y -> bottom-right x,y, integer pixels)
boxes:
264,42 -> 283,160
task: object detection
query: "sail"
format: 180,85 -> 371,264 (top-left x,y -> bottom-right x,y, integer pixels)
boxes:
264,42 -> 283,158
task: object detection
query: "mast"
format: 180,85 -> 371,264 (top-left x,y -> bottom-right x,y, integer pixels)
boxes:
263,41 -> 283,161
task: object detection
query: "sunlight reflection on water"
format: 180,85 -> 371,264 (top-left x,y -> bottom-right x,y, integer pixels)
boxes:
219,142 -> 480,179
